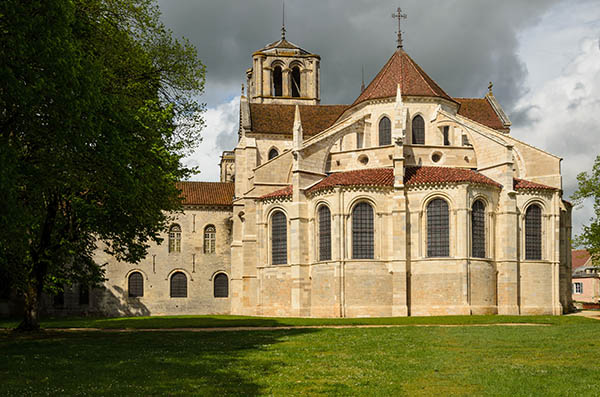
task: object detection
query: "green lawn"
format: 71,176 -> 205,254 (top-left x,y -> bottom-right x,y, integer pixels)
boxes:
1,316 -> 599,396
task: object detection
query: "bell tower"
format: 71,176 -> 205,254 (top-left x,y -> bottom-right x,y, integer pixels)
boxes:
246,22 -> 320,105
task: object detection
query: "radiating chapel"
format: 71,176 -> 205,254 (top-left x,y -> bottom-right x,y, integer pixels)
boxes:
80,19 -> 574,318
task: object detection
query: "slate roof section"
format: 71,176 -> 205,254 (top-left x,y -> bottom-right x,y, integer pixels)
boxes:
176,181 -> 234,206
259,185 -> 293,199
404,166 -> 502,188
572,249 -> 591,271
249,103 -> 349,136
513,178 -> 557,191
455,97 -> 506,131
352,50 -> 454,106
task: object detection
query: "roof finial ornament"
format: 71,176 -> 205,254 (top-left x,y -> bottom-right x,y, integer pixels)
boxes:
281,1 -> 286,40
488,81 -> 493,93
361,65 -> 365,93
241,83 -> 245,96
392,7 -> 407,49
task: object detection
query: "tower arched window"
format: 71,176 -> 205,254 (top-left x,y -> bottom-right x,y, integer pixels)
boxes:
168,224 -> 181,253
128,272 -> 144,297
268,148 -> 279,160
525,204 -> 542,260
471,200 -> 486,258
272,65 -> 283,96
271,211 -> 287,265
379,117 -> 391,146
352,202 -> 374,259
170,272 -> 187,298
213,273 -> 229,298
427,198 -> 449,257
204,225 -> 216,254
291,66 -> 301,97
412,115 -> 425,145
318,205 -> 331,261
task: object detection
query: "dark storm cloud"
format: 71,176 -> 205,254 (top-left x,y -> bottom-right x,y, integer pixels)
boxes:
158,0 -> 560,111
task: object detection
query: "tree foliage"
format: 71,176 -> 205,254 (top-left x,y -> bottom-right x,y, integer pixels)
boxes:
572,155 -> 600,267
0,0 -> 205,329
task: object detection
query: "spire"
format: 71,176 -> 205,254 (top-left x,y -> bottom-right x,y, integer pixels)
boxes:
488,81 -> 493,94
392,7 -> 407,49
293,104 -> 303,149
361,65 -> 365,93
281,1 -> 286,40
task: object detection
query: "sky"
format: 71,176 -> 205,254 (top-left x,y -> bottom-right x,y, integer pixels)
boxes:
157,0 -> 600,238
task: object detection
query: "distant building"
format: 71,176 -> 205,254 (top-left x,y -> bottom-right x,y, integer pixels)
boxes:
572,250 -> 599,306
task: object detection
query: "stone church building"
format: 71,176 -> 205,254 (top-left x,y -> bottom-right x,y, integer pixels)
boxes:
50,27 -> 574,318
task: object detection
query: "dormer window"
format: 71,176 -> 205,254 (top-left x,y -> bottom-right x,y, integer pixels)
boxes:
268,148 -> 279,160
272,66 -> 283,96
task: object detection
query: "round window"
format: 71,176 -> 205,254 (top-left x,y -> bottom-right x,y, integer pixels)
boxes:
358,154 -> 369,165
432,152 -> 442,163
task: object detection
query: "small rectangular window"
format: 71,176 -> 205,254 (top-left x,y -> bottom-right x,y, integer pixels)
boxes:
443,126 -> 450,146
574,282 -> 583,294
357,132 -> 364,149
462,134 -> 471,146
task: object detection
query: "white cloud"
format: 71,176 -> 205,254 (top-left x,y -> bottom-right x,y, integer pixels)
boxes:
183,96 -> 240,182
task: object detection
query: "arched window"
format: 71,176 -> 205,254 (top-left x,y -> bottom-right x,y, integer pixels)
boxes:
352,202 -> 374,259
291,66 -> 301,97
214,273 -> 229,298
427,198 -> 449,257
168,224 -> 181,253
268,148 -> 279,160
379,117 -> 391,146
272,65 -> 283,96
128,272 -> 144,297
318,205 -> 331,261
170,272 -> 187,298
525,204 -> 542,260
271,211 -> 287,265
204,225 -> 216,254
412,115 -> 425,145
471,200 -> 486,258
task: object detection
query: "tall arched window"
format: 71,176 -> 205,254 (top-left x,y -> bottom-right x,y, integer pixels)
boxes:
352,202 -> 374,259
471,200 -> 486,258
271,211 -> 287,265
525,204 -> 542,260
168,224 -> 181,253
170,272 -> 187,298
412,115 -> 425,145
128,272 -> 144,297
291,66 -> 301,97
379,117 -> 391,146
318,205 -> 331,261
204,225 -> 216,254
268,148 -> 279,160
214,273 -> 229,298
427,198 -> 449,257
272,65 -> 283,96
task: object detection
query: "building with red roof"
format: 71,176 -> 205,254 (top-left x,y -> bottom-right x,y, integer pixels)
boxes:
89,12 -> 573,319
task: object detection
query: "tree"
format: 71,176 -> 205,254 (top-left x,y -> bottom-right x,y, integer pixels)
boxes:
0,0 -> 205,330
572,155 -> 600,268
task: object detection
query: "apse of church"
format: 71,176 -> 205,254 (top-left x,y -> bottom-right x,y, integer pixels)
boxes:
80,9 -> 572,318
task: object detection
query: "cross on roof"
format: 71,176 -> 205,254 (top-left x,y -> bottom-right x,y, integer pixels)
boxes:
392,7 -> 407,49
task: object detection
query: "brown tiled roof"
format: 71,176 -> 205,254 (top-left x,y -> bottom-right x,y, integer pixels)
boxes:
455,97 -> 505,130
572,249 -> 591,270
513,178 -> 556,191
404,166 -> 502,188
308,168 -> 395,194
176,181 -> 234,206
249,104 -> 349,136
352,50 -> 454,106
306,166 -> 501,194
259,185 -> 293,199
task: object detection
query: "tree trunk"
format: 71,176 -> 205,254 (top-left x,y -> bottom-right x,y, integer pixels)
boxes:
17,280 -> 41,331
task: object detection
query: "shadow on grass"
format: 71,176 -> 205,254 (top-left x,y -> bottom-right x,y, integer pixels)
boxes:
0,328 -> 316,395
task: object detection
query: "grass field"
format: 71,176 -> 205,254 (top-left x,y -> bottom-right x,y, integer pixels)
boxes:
1,315 -> 599,396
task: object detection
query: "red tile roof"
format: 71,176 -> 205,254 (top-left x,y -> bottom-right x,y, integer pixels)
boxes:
352,50 -> 454,106
249,104 -> 349,136
176,181 -> 234,206
572,249 -> 591,270
259,185 -> 293,199
513,178 -> 556,191
455,97 -> 506,130
308,168 -> 395,194
404,166 -> 502,188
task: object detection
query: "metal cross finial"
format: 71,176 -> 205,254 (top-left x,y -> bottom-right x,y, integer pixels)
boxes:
392,7 -> 407,49
281,1 -> 286,40
488,81 -> 493,93
361,65 -> 365,92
